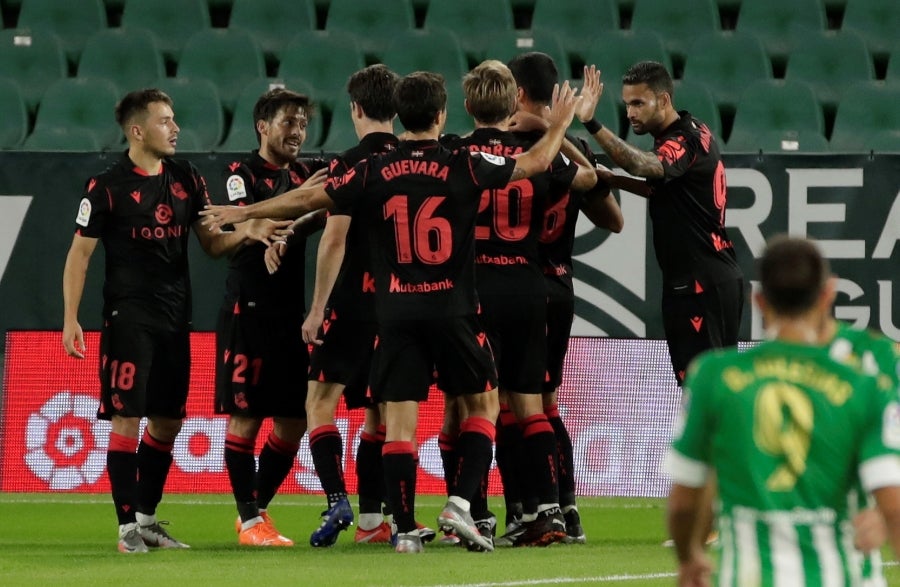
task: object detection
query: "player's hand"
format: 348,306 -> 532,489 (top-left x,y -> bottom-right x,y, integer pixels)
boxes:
200,204 -> 248,232
63,320 -> 86,359
245,218 -> 294,247
545,80 -> 580,130
509,110 -> 549,132
304,167 -> 329,188
576,65 -> 604,123
677,554 -> 713,587
853,507 -> 887,552
302,307 -> 325,346
264,241 -> 288,274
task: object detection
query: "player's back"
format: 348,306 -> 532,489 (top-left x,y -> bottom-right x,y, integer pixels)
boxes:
687,342 -> 893,585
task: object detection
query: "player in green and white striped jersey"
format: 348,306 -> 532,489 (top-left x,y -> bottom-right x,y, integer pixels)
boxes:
665,236 -> 900,586
825,320 -> 900,587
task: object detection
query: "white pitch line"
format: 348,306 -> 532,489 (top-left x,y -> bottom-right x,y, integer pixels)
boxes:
401,572 -> 677,587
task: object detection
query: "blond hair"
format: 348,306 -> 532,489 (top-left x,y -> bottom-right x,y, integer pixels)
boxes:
462,60 -> 517,125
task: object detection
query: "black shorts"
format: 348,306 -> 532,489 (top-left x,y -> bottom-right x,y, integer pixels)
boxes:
544,288 -> 575,393
97,318 -> 189,421
214,304 -> 308,418
662,276 -> 745,385
308,310 -> 377,410
478,293 -> 547,394
371,316 -> 498,403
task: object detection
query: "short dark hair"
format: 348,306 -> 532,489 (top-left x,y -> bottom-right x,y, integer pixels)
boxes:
507,52 -> 558,105
115,88 -> 173,128
393,72 -> 446,133
347,64 -> 400,122
622,61 -> 674,97
252,87 -> 313,143
758,235 -> 830,316
462,60 -> 517,125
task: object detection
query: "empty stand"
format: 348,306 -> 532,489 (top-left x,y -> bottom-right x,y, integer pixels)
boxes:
326,0 -> 415,58
177,29 -> 267,112
681,32 -> 772,116
784,29 -> 873,114
121,0 -> 210,66
0,29 -> 67,113
0,78 -> 29,149
830,81 -> 900,152
726,129 -> 829,153
16,0 -> 107,66
672,80 -> 722,139
278,30 -> 365,112
155,78 -> 225,151
77,29 -> 165,95
629,0 -> 719,69
530,0 -> 619,63
735,0 -> 827,69
228,0 -> 316,62
424,0 -> 515,62
483,30 -> 569,79
381,29 -> 468,80
728,79 -> 824,144
23,126 -> 103,151
842,0 -> 900,64
30,77 -> 121,150
319,108 -> 358,153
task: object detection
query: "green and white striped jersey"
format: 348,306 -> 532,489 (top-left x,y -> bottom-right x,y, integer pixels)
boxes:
667,340 -> 900,586
828,322 -> 900,587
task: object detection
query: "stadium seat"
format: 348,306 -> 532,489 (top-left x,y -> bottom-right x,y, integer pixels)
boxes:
582,30 -> 671,119
16,0 -> 107,66
830,81 -> 900,152
0,29 -> 67,113
424,0 -> 514,62
0,78 -> 29,149
483,30 -> 570,79
530,0 -> 619,63
176,29 -> 267,112
887,46 -> 900,82
629,0 -> 719,68
728,79 -> 824,143
842,0 -> 900,64
672,80 -> 721,139
325,0 -> 415,58
735,0 -> 827,68
278,31 -> 365,113
784,29 -> 874,114
725,129 -> 830,153
681,32 -> 772,116
30,77 -> 121,150
154,78 -> 225,151
228,0 -> 316,63
319,109 -> 359,153
442,84 -> 472,137
219,79 -> 321,152
381,29 -> 468,80
121,0 -> 210,66
23,126 -> 103,151
862,130 -> 900,153
77,29 -> 166,96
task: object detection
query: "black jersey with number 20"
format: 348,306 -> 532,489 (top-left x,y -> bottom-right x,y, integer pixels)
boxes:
325,139 -> 517,321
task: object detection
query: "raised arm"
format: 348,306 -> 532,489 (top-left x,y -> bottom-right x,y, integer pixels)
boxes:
62,234 -> 99,358
580,177 -> 624,233
510,81 -> 580,181
192,217 -> 295,258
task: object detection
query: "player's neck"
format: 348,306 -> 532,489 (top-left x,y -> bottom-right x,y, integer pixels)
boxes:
404,128 -> 440,141
355,119 -> 394,140
765,316 -> 824,345
474,119 -> 509,131
128,147 -> 164,176
258,145 -> 290,169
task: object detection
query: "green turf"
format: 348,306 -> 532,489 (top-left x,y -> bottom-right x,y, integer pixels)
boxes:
0,494 -> 896,586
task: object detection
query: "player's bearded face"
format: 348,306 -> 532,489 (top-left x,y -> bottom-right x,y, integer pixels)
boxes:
266,106 -> 307,164
622,84 -> 662,136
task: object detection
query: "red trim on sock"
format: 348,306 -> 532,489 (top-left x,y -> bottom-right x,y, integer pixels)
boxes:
460,417 -> 496,442
266,432 -> 300,456
225,433 -> 255,454
309,424 -> 340,445
381,441 -> 415,456
108,432 -> 138,453
360,431 -> 380,444
437,432 -> 457,451
544,404 -> 560,419
141,429 -> 174,453
521,413 -> 554,437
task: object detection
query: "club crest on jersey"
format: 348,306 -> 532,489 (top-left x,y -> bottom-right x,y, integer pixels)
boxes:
170,182 -> 188,200
75,198 -> 91,227
477,152 -> 506,166
226,174 -> 247,201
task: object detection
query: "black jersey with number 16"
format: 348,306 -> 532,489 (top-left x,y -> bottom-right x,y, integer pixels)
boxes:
325,139 -> 517,320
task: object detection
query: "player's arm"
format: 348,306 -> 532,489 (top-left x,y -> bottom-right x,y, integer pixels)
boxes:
580,179 -> 624,233
576,65 -> 663,179
199,170 -> 332,231
192,217 -> 295,258
872,485 -> 900,556
301,215 -> 351,345
62,234 -> 98,359
510,81 -> 579,182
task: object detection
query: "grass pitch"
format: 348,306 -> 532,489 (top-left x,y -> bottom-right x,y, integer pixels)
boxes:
0,493 -> 896,586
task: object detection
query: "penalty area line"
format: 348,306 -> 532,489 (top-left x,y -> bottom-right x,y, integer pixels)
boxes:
404,572 -> 677,587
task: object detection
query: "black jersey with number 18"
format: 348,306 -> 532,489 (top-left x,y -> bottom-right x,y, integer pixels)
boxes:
325,139 -> 517,320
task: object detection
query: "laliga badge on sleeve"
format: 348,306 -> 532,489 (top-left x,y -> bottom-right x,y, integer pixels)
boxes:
226,175 -> 248,201
477,152 -> 506,166
75,198 -> 91,227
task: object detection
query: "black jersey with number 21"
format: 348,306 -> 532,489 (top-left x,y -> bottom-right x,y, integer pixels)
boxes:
325,139 -> 517,320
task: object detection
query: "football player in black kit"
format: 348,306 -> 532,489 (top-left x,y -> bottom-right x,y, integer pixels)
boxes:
62,89 -> 291,553
214,88 -> 329,547
575,62 -> 744,385
441,60 -> 597,548
200,70 -> 583,554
